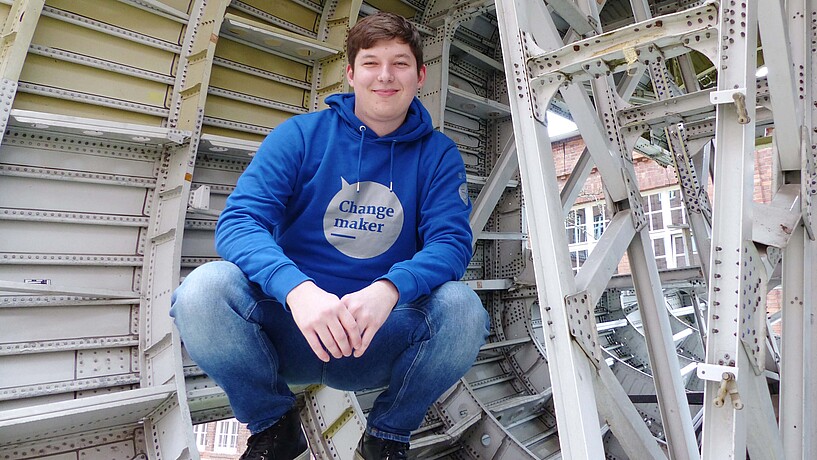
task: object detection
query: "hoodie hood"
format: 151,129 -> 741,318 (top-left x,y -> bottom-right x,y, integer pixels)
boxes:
326,93 -> 434,142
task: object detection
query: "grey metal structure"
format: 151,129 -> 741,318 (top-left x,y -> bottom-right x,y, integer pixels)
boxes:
0,0 -> 812,458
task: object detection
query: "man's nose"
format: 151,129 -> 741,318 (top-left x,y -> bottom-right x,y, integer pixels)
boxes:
378,65 -> 394,82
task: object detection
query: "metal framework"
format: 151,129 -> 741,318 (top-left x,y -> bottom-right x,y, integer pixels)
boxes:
0,0 -> 815,458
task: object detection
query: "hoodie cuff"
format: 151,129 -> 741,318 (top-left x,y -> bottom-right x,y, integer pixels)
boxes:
266,264 -> 312,309
380,268 -> 419,305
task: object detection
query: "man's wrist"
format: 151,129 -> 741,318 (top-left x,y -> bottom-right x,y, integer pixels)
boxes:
374,279 -> 399,306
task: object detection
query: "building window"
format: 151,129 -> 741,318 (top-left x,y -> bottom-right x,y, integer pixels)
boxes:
214,419 -> 240,453
193,423 -> 207,450
566,208 -> 587,244
566,188 -> 692,273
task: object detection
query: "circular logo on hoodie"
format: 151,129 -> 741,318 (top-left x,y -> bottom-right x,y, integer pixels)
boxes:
323,178 -> 404,259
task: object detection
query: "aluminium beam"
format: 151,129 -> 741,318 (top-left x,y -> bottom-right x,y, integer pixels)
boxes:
495,0 -> 606,456
699,0 -> 784,455
0,0 -> 46,144
592,72 -> 698,460
757,0 -> 801,171
142,1 -> 231,459
470,134 -> 517,240
559,147 -> 594,216
497,1 -> 673,458
527,2 -> 719,85
780,225 -> 806,458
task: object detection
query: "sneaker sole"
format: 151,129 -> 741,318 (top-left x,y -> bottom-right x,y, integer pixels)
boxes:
295,449 -> 311,460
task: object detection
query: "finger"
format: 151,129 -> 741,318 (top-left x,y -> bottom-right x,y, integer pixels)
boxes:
338,308 -> 362,350
304,331 -> 330,363
315,325 -> 344,359
354,327 -> 375,358
326,318 -> 353,357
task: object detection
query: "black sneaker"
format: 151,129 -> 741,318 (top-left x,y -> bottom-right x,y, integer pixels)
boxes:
354,433 -> 409,460
239,406 -> 309,460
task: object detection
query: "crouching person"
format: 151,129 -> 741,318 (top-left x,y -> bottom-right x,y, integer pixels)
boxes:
171,12 -> 489,460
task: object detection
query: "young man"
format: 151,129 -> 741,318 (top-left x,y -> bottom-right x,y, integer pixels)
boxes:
171,12 -> 489,460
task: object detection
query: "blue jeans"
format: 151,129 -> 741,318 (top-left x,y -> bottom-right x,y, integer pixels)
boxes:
170,261 -> 489,442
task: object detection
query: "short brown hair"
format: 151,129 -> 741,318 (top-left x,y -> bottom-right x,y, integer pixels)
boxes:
346,12 -> 423,72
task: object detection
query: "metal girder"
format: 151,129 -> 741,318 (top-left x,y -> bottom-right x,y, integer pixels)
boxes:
665,125 -> 712,281
593,70 -> 698,460
0,0 -> 46,143
517,12 -> 629,203
573,210 -> 636,303
527,2 -> 719,84
299,385 -> 365,459
545,0 -> 598,36
757,0 -> 801,171
699,0 -> 784,455
559,147 -> 594,216
780,225 -> 806,458
495,0 -> 699,457
470,135 -> 517,240
496,0 -> 606,455
139,1 -> 231,459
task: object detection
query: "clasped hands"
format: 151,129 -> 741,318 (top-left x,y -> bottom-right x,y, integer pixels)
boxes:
286,279 -> 399,362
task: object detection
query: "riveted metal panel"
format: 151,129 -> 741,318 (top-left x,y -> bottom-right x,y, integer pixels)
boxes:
0,352 -> 76,388
47,0 -> 185,44
20,56 -> 171,109
76,348 -> 132,378
0,221 -> 141,255
0,176 -> 150,217
31,15 -> 178,75
1,305 -> 132,342
0,265 -> 137,292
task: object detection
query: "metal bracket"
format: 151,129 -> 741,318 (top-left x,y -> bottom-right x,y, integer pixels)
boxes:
189,184 -> 211,210
696,367 -> 745,410
710,88 -> 751,124
564,291 -> 602,363
739,244 -> 767,375
697,363 -> 739,381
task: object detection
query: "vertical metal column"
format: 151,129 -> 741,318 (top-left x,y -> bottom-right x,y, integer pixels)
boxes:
699,0 -> 783,456
142,1 -> 230,458
495,0 -> 671,458
495,0 -> 605,456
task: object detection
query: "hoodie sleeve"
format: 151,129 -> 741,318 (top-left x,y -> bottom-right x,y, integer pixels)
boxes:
379,140 -> 473,304
215,120 -> 312,304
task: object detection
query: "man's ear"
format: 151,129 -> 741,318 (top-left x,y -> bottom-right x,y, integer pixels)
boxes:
417,64 -> 427,89
346,64 -> 355,87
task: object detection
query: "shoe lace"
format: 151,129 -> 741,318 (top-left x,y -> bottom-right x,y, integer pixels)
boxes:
381,439 -> 409,460
240,430 -> 277,460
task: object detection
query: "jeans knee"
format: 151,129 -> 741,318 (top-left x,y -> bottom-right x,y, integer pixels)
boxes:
433,282 -> 489,348
170,261 -> 245,323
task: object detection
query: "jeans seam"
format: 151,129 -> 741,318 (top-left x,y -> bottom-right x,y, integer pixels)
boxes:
370,337 -> 428,429
248,310 -> 294,433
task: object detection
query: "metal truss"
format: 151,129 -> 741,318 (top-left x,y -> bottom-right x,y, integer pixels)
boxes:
494,0 -> 817,458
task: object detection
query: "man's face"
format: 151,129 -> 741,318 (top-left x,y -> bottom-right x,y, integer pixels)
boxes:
346,39 -> 426,135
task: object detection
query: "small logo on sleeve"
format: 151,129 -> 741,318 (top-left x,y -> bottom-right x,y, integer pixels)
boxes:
458,182 -> 469,205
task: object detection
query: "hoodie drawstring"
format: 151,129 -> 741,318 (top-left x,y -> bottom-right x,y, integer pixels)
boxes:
389,140 -> 396,192
356,126 -> 396,193
357,125 -> 366,192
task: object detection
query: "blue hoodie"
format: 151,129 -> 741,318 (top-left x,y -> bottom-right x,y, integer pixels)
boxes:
215,93 -> 473,306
